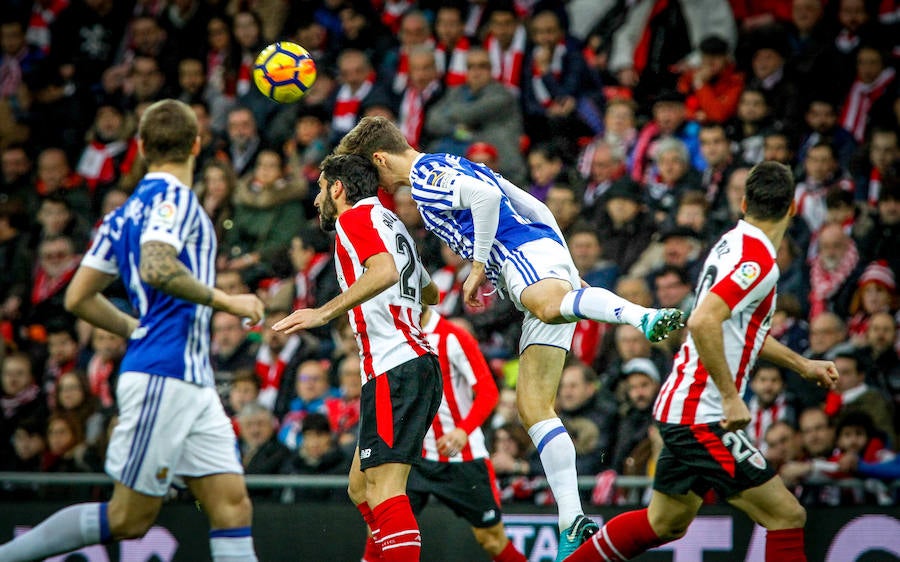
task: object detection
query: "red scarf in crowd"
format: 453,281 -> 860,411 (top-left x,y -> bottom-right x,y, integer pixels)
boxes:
77,139 -> 129,190
332,75 -> 374,134
633,0 -> 670,76
393,40 -> 435,94
841,67 -> 896,142
86,355 -> 115,408
486,26 -> 526,95
400,80 -> 441,149
237,52 -> 253,97
868,167 -> 883,207
435,37 -> 470,87
293,252 -> 331,311
31,261 -> 78,305
809,239 -> 859,318
26,0 -> 68,54
531,42 -> 566,108
2,384 -> 40,419
255,337 -> 301,392
748,394 -> 787,450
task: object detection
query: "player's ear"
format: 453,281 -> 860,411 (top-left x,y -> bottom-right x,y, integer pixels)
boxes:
137,139 -> 145,159
372,151 -> 387,168
788,199 -> 797,217
740,197 -> 747,214
191,135 -> 201,157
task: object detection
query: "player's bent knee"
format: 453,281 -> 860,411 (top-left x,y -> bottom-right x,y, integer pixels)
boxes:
107,511 -> 154,540
777,501 -> 806,529
472,525 -> 507,556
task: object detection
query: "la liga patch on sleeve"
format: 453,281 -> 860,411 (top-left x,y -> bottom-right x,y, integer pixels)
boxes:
148,201 -> 178,230
731,262 -> 760,289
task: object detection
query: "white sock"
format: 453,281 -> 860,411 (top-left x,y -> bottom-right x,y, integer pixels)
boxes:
210,527 -> 258,562
559,287 -> 652,327
527,418 -> 583,531
0,502 -> 108,562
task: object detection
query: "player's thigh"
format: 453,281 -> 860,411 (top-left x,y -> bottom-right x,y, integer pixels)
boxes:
727,475 -> 807,530
519,277 -> 573,322
646,490 -> 703,540
516,343 -> 568,425
365,462 -> 412,508
348,446 -> 367,505
185,473 -> 252,529
175,385 -> 243,480
106,481 -> 164,539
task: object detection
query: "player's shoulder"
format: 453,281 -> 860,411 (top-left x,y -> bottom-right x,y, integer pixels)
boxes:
412,153 -> 471,188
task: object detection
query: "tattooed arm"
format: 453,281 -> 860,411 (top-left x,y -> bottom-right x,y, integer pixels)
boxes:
140,241 -> 265,323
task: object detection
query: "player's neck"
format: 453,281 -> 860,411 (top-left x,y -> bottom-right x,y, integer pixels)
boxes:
147,162 -> 194,188
388,149 -> 422,186
744,216 -> 789,249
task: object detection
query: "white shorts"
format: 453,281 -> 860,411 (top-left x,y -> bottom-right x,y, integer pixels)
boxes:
499,238 -> 579,353
106,372 -> 243,496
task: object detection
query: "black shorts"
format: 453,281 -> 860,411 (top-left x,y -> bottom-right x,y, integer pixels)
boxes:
654,422 -> 776,499
407,458 -> 503,528
358,354 -> 442,471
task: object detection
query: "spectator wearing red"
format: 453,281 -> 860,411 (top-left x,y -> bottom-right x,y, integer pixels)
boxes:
840,45 -> 896,143
433,4 -> 471,88
847,261 -> 896,344
483,2 -> 527,97
677,35 -> 744,124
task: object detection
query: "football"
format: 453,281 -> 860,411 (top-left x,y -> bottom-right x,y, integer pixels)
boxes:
252,41 -> 317,103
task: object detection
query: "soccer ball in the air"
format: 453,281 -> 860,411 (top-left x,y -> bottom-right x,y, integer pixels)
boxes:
253,42 -> 317,103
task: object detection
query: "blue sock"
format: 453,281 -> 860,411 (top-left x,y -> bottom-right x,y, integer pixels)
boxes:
0,502 -> 109,562
210,527 -> 258,562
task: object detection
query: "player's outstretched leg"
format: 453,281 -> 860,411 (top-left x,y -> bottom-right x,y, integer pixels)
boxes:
187,474 -> 258,562
727,477 -> 807,562
349,450 -> 384,562
559,287 -> 685,342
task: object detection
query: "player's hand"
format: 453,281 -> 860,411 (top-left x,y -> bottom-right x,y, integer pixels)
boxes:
463,263 -> 487,308
720,394 -> 751,431
800,359 -> 839,389
437,428 -> 469,457
223,294 -> 265,325
271,307 -> 326,334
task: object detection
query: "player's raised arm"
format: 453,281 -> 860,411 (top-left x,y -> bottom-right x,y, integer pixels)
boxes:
452,176 -> 502,306
686,291 -> 750,431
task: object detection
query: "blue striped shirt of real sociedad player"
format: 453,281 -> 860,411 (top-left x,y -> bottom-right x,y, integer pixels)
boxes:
81,172 -> 217,387
408,153 -> 561,290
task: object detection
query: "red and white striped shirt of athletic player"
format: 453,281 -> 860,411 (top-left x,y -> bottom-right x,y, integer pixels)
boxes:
654,220 -> 779,425
420,312 -> 497,462
334,197 -> 434,383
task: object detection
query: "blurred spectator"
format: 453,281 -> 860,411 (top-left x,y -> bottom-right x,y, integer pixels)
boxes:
395,47 -> 443,150
726,87 -> 772,165
49,0 -> 131,89
853,127 -> 898,208
41,411 -> 100,473
278,359 -> 338,450
331,354 -> 361,447
847,261 -> 896,344
825,343 -> 895,445
595,178 -> 655,275
175,57 -> 206,105
557,362 -> 608,474
630,90 -> 704,185
256,309 -> 319,415
283,105 -> 330,192
189,101 -> 229,176
808,223 -> 860,318
780,407 -> 836,499
1,416 -> 45,474
381,10 -> 433,96
433,4 -> 470,88
84,327 -> 124,409
608,358 -> 661,476
211,311 -> 258,389
1,352 -> 47,459
224,106 -> 262,177
646,137 -> 702,224
762,128 -> 796,167
330,49 -> 381,145
227,369 -> 261,435
640,226 -> 705,285
52,371 -> 105,448
0,204 -> 30,328
787,0 -> 829,86
673,191 -> 714,243
425,46 -> 526,185
568,227 -> 618,290
677,35 -> 744,123
840,45 -> 895,144
602,324 -> 671,396
195,160 -> 238,244
863,312 -> 900,429
491,422 -> 542,502
483,3 -> 527,97
545,184 -> 588,239
805,312 -> 848,363
221,149 -> 307,277
237,402 -> 290,476
335,2 -> 393,71
797,98 -> 857,172
745,26 -> 801,124
34,148 -> 92,219
746,363 -> 795,451
41,320 -> 78,406
794,142 -> 856,233
0,144 -> 35,214
27,234 -> 80,334
521,10 -> 604,144
32,194 -> 91,252
576,139 -> 626,218
75,102 -> 136,196
855,178 -> 900,276
281,412 -> 350,500
764,420 -> 801,472
608,0 -> 737,108
216,268 -> 251,295
699,122 -> 742,212
774,237 -> 809,316
525,143 -> 566,203
653,265 -> 693,312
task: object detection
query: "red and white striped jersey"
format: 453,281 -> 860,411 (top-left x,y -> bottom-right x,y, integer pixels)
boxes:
747,394 -> 790,452
334,197 -> 434,383
421,312 -> 498,462
654,220 -> 779,425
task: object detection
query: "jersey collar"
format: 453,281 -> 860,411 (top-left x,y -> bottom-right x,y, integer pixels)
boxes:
408,153 -> 426,185
736,219 -> 776,256
352,196 -> 380,208
144,171 -> 190,190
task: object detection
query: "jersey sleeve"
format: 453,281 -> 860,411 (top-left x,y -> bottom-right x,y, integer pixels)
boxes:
80,215 -> 119,275
337,207 -> 389,265
140,187 -> 192,253
709,237 -> 776,310
411,168 -> 461,210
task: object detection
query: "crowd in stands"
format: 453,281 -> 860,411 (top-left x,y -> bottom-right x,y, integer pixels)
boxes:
1,0 -> 899,507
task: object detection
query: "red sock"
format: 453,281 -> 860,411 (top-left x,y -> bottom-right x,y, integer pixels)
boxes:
766,528 -> 806,562
493,539 -> 527,562
372,495 -> 421,562
357,502 -> 383,562
566,509 -> 665,562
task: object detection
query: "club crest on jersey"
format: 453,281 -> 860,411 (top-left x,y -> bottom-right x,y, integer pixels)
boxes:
426,170 -> 451,188
731,261 -> 760,289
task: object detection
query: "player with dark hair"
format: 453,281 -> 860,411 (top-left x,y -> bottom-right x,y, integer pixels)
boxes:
0,99 -> 265,561
273,154 -> 443,562
335,115 -> 684,559
565,161 -> 839,562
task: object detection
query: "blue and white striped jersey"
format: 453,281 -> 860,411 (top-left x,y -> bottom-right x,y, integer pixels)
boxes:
409,153 -> 561,289
82,172 -> 217,387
